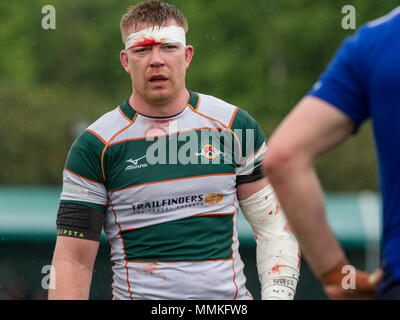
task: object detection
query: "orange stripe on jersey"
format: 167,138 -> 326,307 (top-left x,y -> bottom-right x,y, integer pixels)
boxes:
187,92 -> 201,111
231,194 -> 239,299
194,212 -> 234,217
64,168 -> 103,185
234,213 -> 248,293
237,141 -> 266,166
85,129 -> 107,145
109,126 -> 224,146
110,198 -> 134,300
118,106 -> 132,122
228,106 -> 238,129
108,173 -> 235,193
101,113 -> 139,182
126,258 -> 233,263
187,105 -> 242,164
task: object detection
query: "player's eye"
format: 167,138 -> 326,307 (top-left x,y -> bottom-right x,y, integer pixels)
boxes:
132,47 -> 150,54
162,44 -> 178,50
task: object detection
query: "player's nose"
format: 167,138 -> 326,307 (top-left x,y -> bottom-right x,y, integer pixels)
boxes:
149,46 -> 165,67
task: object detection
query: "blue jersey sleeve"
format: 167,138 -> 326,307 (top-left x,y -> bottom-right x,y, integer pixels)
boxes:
307,28 -> 370,131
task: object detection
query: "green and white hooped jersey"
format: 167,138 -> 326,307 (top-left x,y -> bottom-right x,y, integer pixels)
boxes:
60,90 -> 266,300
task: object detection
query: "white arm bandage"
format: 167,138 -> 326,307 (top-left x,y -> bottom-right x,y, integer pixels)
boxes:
239,184 -> 300,300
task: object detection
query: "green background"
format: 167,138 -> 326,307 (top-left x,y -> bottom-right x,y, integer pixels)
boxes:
1,0 -> 395,299
2,0 -> 399,189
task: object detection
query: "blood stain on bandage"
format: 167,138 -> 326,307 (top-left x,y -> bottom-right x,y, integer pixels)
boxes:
271,264 -> 285,274
134,38 -> 163,47
298,248 -> 302,269
268,205 -> 280,216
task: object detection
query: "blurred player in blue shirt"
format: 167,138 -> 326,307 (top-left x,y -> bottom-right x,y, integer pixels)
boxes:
263,6 -> 400,299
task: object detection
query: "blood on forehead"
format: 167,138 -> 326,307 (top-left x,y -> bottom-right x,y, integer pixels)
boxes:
125,25 -> 186,50
132,37 -> 164,48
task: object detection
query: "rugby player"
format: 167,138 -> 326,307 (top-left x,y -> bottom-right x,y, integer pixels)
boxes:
263,6 -> 400,299
48,0 -> 300,300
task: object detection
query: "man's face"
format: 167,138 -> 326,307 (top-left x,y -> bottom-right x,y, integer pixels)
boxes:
120,21 -> 194,105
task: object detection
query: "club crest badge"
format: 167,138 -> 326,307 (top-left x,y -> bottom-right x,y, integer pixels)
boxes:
200,144 -> 220,160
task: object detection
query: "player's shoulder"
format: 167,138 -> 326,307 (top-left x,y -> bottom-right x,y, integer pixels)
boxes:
195,92 -> 258,129
352,6 -> 400,45
366,5 -> 400,30
194,92 -> 238,127
70,101 -> 133,151
85,101 -> 134,144
333,6 -> 400,68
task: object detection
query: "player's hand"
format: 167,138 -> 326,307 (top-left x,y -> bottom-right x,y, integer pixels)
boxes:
321,260 -> 383,300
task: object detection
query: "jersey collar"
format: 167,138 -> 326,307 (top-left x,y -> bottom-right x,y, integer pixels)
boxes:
119,90 -> 200,121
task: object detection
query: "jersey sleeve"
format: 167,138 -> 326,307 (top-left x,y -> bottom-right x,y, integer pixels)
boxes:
307,27 -> 370,131
60,130 -> 108,213
230,108 -> 267,178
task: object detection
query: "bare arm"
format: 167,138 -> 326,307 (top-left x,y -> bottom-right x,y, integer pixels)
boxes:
48,236 -> 100,300
237,176 -> 269,202
262,96 -> 355,278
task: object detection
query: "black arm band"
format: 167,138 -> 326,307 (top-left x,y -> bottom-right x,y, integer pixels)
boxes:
236,164 -> 264,186
56,203 -> 105,241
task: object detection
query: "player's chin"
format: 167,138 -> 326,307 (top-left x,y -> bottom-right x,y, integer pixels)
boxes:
147,90 -> 174,104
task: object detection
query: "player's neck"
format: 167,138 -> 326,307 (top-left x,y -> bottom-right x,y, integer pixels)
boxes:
129,88 -> 190,118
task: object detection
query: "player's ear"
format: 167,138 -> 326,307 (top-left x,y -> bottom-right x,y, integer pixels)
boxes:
120,50 -> 130,73
184,45 -> 194,69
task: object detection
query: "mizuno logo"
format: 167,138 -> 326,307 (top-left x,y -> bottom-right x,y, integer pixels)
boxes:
125,156 -> 146,165
125,156 -> 148,171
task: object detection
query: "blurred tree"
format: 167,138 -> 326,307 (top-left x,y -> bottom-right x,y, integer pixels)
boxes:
1,0 -> 398,188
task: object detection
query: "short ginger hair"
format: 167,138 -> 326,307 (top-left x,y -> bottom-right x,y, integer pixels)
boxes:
120,0 -> 188,44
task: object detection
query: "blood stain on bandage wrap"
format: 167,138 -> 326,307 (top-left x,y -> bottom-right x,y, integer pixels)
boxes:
134,38 -> 162,47
268,204 -> 280,216
297,248 -> 302,270
269,264 -> 285,275
125,25 -> 186,50
239,184 -> 300,299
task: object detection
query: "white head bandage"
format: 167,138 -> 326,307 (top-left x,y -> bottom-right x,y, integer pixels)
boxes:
125,25 -> 186,50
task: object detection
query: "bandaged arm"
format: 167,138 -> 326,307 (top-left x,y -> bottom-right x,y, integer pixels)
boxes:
239,184 -> 301,299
